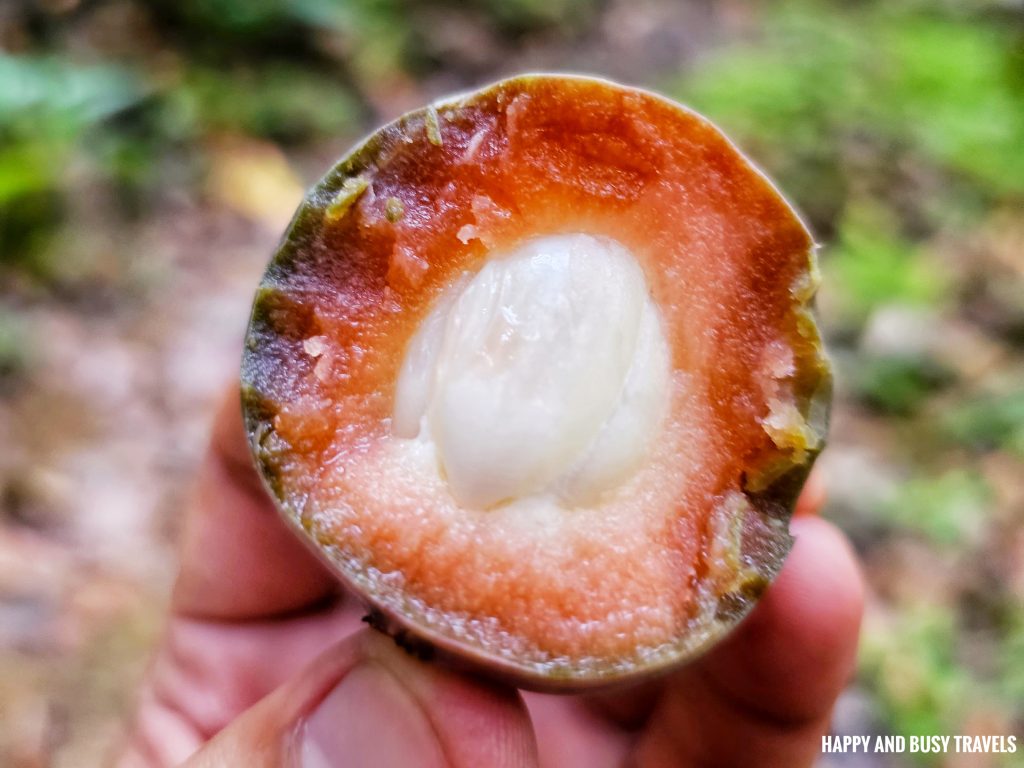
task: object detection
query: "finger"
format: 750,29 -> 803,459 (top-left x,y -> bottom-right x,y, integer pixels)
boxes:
631,516 -> 864,768
163,629 -> 539,768
522,692 -> 632,768
172,385 -> 338,620
122,605 -> 362,765
794,469 -> 826,517
579,680 -> 662,731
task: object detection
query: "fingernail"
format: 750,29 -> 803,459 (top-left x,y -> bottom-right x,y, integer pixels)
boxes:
300,662 -> 445,768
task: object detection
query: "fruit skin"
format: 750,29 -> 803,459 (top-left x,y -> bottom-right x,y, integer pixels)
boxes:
241,74 -> 831,693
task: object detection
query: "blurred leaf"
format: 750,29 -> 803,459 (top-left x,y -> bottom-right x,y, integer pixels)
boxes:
162,64 -> 359,142
0,54 -> 144,135
862,607 -> 973,742
297,0 -> 415,82
0,305 -> 30,385
0,54 -> 145,204
875,13 -> 1024,196
149,0 -> 314,43
1001,610 -> 1024,706
151,0 -> 417,85
943,390 -> 1024,456
825,203 -> 948,324
672,0 -> 1024,230
851,355 -> 953,415
0,189 -> 63,274
0,54 -> 146,280
471,0 -> 601,31
0,144 -> 62,202
883,470 -> 991,546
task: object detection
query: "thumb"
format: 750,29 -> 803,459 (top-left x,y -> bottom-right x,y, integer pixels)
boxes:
182,628 -> 539,768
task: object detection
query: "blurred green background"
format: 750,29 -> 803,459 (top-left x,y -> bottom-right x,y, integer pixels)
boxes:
1,1 -> 1022,765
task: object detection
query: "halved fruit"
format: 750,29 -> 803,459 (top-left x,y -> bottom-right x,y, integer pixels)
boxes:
241,74 -> 831,691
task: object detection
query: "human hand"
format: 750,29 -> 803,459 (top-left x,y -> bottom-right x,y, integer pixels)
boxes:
119,387 -> 863,768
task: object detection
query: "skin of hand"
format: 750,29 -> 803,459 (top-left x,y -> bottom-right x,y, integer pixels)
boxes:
118,388 -> 863,768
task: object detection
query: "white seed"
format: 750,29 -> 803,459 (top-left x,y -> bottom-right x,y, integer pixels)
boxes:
393,233 -> 670,509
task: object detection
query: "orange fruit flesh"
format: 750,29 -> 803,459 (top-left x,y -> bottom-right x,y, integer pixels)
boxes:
243,76 -> 829,682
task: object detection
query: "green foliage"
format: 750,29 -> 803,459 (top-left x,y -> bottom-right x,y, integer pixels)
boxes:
1001,610 -> 1024,707
883,470 -> 991,547
471,0 -> 601,31
288,0 -> 416,83
0,55 -> 144,202
0,306 -> 30,385
874,11 -> 1024,198
826,204 -> 948,324
150,0 -> 417,84
943,390 -> 1024,456
162,65 -> 359,143
674,1 -> 1024,205
851,355 -> 953,415
0,29 -> 360,286
0,55 -> 144,136
862,607 -> 974,754
676,5 -> 856,153
0,55 -> 145,276
864,605 -> 1021,766
672,0 -> 1024,342
167,0 -> 307,36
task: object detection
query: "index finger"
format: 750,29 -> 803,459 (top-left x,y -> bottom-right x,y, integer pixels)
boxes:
171,385 -> 338,620
631,516 -> 864,767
